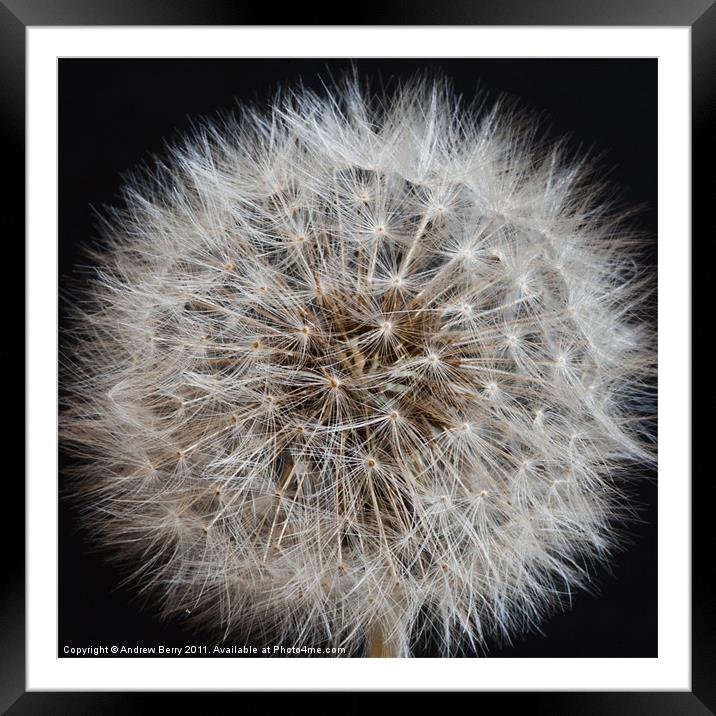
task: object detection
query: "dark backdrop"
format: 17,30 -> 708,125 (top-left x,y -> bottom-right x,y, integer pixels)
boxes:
58,58 -> 657,658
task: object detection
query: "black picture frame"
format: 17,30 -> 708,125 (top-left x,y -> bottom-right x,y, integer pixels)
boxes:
11,1 -> 703,710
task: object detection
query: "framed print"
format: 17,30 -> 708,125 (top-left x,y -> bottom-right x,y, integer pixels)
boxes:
14,1 -> 703,710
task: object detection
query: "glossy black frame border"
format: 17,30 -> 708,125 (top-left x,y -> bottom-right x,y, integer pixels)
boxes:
10,1 -> 704,710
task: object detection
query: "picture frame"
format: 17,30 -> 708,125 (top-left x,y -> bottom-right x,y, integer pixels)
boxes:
12,0 -> 702,708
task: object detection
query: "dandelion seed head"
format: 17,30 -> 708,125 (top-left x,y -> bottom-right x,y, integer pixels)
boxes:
61,74 -> 654,656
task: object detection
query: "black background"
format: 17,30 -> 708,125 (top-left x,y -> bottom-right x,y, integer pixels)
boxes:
58,58 -> 657,658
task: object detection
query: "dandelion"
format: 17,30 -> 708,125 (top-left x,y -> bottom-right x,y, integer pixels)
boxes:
61,74 -> 655,657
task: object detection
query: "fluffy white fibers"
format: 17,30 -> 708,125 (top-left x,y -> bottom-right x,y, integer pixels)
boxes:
61,74 -> 655,656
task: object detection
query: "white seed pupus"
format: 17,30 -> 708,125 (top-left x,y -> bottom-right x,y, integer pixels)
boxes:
61,75 -> 655,657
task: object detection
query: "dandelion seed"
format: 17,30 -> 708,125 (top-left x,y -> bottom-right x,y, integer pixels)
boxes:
61,74 -> 654,657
